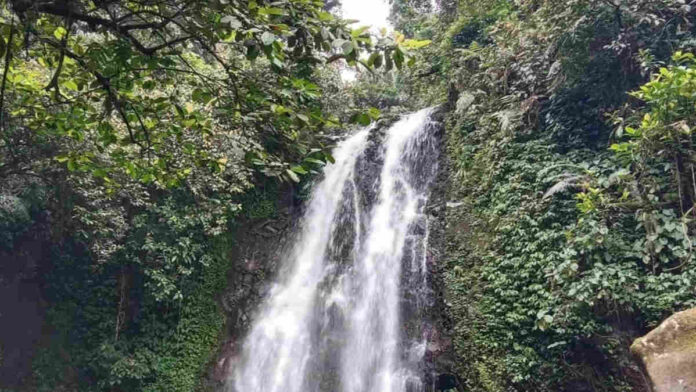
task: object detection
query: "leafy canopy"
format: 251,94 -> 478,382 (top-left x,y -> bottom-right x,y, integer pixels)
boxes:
0,0 -> 429,188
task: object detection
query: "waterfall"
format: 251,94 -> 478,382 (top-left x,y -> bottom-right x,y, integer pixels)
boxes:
231,108 -> 440,392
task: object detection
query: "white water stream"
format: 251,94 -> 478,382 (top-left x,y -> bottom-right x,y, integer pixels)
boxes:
231,108 -> 439,392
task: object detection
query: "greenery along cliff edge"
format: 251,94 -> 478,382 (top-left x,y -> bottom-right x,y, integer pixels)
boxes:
387,0 -> 696,390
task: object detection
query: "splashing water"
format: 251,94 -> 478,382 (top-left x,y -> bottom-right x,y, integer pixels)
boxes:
231,108 -> 440,392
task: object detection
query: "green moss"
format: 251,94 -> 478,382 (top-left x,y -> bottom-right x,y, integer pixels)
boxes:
240,183 -> 280,219
32,231 -> 235,392
143,235 -> 232,392
475,361 -> 504,392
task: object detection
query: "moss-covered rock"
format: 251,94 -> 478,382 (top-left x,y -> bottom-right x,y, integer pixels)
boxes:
631,308 -> 696,392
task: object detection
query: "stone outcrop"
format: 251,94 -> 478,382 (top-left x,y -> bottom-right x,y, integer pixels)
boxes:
631,308 -> 696,392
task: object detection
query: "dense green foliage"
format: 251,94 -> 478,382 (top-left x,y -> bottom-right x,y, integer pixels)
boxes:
33,233 -> 232,392
21,184 -> 279,391
1,0 -> 427,185
384,0 -> 696,390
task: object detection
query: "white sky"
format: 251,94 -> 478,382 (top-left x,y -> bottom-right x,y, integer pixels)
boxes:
341,0 -> 392,31
339,0 -> 392,82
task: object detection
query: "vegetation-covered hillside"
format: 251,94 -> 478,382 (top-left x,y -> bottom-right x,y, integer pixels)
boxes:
391,0 -> 696,390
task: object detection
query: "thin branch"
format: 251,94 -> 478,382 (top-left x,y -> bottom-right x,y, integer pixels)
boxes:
118,0 -> 194,29
166,18 -> 242,100
26,2 -> 114,28
326,54 -> 346,63
0,19 -> 15,133
417,68 -> 438,77
129,103 -> 152,154
45,20 -> 71,100
141,35 -> 193,54
24,1 -> 190,56
131,67 -> 224,82
39,37 -> 144,149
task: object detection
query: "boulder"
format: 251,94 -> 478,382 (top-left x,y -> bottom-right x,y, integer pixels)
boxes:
631,308 -> 696,392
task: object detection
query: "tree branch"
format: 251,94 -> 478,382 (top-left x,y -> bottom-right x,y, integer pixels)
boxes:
141,35 -> 193,54
21,1 -> 190,56
0,19 -> 15,134
39,37 -> 144,149
45,22 -> 71,100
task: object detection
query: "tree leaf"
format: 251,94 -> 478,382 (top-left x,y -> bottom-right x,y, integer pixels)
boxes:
303,158 -> 325,165
261,32 -> 276,46
367,52 -> 380,67
402,39 -> 431,49
342,41 -> 354,56
290,165 -> 308,174
54,27 -> 67,40
393,47 -> 404,69
286,169 -> 301,182
221,15 -> 243,29
63,80 -> 79,91
351,26 -> 370,38
373,53 -> 383,68
263,7 -> 285,15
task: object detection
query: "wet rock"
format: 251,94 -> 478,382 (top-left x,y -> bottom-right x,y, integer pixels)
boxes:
203,185 -> 299,389
631,307 -> 696,392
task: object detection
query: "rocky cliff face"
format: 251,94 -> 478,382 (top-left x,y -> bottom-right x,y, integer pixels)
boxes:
632,308 -> 696,392
205,185 -> 300,388
417,108 -> 462,391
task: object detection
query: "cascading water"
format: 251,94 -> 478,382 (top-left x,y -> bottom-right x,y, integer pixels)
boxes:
230,108 -> 440,392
